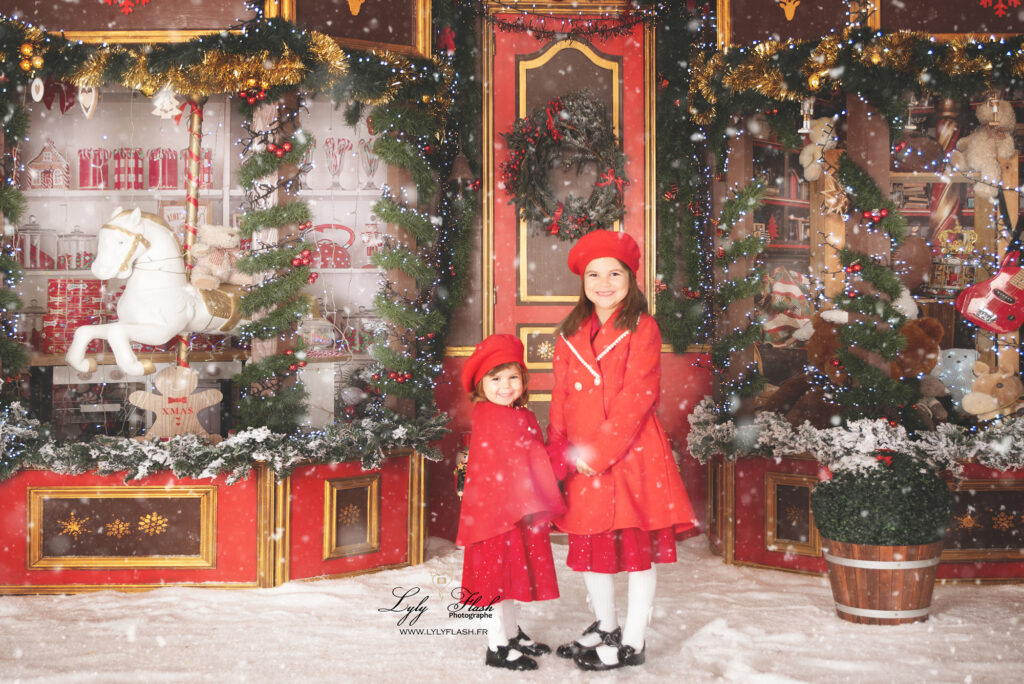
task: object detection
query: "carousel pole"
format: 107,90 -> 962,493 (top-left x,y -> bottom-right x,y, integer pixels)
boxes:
178,94 -> 208,367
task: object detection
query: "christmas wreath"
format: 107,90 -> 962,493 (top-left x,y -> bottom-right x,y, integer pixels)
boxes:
501,90 -> 628,240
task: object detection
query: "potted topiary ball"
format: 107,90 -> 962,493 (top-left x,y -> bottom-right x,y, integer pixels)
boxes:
811,450 -> 953,625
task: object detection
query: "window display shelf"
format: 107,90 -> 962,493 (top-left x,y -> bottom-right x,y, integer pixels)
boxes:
28,349 -> 250,367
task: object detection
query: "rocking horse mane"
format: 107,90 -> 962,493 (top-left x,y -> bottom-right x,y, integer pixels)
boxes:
109,209 -> 183,254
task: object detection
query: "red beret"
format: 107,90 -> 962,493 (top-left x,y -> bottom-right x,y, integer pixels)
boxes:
462,334 -> 525,393
567,230 -> 641,276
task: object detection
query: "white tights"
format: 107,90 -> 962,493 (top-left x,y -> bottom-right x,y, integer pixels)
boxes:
581,567 -> 656,661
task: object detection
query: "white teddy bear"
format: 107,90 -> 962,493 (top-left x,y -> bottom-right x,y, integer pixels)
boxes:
949,98 -> 1017,199
798,116 -> 839,182
190,224 -> 253,290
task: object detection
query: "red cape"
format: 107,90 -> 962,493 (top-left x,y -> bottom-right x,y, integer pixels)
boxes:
456,402 -> 565,546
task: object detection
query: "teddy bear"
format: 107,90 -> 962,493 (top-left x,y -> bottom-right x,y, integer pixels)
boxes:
948,98 -> 1018,199
961,358 -> 1024,422
190,223 -> 252,290
761,311 -> 947,429
798,116 -> 839,182
758,311 -> 846,429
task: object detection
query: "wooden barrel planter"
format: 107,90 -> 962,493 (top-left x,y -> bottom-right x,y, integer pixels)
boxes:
822,538 -> 944,625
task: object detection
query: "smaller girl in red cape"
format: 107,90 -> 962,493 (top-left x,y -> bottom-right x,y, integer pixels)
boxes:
456,334 -> 565,671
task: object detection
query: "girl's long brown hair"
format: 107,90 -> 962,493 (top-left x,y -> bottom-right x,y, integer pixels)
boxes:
556,260 -> 648,338
469,362 -> 530,407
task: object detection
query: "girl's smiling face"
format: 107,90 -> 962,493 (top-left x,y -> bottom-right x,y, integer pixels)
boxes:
583,257 -> 629,322
481,366 -> 524,407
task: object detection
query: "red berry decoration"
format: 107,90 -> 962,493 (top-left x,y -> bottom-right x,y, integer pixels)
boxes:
291,258 -> 301,266
267,143 -> 278,152
301,249 -> 311,258
298,361 -> 307,368
247,97 -> 257,105
879,208 -> 889,218
284,349 -> 293,355
275,149 -> 284,158
289,364 -> 298,371
307,273 -> 319,284
852,263 -> 862,272
282,142 -> 293,152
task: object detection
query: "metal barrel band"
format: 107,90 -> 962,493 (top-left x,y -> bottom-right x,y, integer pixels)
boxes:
834,603 -> 931,620
823,553 -> 941,570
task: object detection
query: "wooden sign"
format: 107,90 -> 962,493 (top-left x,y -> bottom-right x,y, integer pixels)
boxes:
289,0 -> 431,58
6,1 -> 259,43
717,0 -> 851,48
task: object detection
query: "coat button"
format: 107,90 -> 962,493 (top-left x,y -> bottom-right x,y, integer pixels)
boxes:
574,381 -> 583,391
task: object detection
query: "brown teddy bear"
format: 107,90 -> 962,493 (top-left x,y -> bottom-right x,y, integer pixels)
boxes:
758,311 -> 846,429
760,313 -> 947,429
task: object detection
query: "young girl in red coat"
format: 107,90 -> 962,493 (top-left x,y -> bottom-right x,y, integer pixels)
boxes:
547,230 -> 697,671
456,334 -> 565,671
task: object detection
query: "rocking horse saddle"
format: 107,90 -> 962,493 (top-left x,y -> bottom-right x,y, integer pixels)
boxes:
199,283 -> 247,332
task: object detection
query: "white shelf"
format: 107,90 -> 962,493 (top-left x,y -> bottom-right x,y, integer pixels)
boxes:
20,189 -> 227,199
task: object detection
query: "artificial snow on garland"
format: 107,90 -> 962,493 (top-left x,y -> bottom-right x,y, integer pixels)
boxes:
686,397 -> 1024,478
0,402 -> 448,484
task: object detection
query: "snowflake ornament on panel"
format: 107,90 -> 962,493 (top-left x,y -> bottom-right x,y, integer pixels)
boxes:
57,512 -> 90,540
138,512 -> 168,536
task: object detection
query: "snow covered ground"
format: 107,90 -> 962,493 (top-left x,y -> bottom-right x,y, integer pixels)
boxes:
1,535 -> 1022,683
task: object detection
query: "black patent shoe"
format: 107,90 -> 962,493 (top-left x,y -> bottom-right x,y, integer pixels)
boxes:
555,621 -> 622,659
485,645 -> 539,671
574,642 -> 646,671
509,627 -> 551,656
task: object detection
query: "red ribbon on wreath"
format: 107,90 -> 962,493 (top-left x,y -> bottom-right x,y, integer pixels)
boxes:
545,100 -> 564,142
596,168 -> 628,196
549,202 -> 565,234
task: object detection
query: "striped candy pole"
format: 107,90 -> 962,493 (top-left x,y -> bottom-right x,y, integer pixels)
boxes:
929,98 -> 961,252
178,95 -> 208,367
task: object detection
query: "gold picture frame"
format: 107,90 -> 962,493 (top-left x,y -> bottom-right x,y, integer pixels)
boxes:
323,474 -> 381,560
764,472 -> 821,557
28,486 -> 217,569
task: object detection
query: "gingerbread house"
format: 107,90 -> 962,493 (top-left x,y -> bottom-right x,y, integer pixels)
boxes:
24,138 -> 70,190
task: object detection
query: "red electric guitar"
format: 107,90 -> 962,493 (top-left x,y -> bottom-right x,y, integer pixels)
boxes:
955,190 -> 1024,334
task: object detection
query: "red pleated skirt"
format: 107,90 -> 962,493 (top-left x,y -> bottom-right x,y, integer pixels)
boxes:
461,516 -> 559,605
566,527 -> 678,573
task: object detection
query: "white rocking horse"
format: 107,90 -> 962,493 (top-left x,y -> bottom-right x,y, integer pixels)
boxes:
65,207 -> 245,376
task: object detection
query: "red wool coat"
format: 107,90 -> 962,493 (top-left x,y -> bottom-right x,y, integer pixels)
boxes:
456,401 -> 566,547
547,312 -> 697,535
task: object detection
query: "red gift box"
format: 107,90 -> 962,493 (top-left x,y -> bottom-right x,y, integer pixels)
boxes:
47,279 -> 103,314
113,147 -> 144,190
40,314 -> 104,354
77,148 -> 110,190
147,147 -> 178,189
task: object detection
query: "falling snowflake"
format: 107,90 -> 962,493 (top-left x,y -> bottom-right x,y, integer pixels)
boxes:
991,511 -> 1016,532
338,503 -> 361,526
104,518 -> 132,539
536,340 -> 555,360
56,512 -> 90,540
954,512 -> 983,530
138,512 -> 168,536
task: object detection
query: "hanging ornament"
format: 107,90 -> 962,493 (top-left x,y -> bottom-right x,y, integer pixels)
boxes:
151,85 -> 181,120
798,98 -> 815,134
30,77 -> 44,103
78,86 -> 100,119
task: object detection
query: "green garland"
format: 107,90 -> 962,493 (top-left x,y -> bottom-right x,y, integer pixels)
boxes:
500,90 -> 627,240
710,180 -> 768,400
